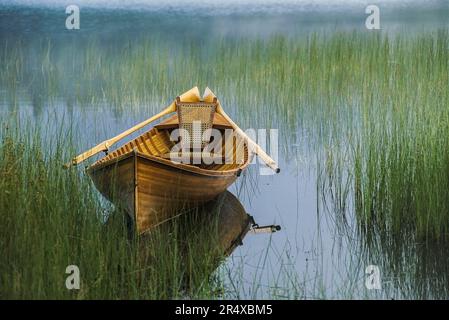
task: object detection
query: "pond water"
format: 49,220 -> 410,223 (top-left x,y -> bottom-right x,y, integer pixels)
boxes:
1,0 -> 449,299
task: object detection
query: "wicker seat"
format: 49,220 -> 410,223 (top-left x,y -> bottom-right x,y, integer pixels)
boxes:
161,96 -> 226,164
176,96 -> 217,151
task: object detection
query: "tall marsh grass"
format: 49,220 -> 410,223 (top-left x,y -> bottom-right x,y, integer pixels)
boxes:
0,124 -> 229,299
353,31 -> 449,240
318,31 -> 449,297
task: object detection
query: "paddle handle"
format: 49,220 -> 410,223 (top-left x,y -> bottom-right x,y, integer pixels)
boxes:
247,139 -> 280,173
216,106 -> 280,173
64,106 -> 175,168
64,87 -> 202,169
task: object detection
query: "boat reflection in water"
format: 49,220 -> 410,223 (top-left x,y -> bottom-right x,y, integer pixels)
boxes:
138,190 -> 278,256
153,191 -> 252,253
103,190 -> 280,293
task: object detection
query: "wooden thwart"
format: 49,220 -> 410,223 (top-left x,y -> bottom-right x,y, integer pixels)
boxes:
155,113 -> 232,130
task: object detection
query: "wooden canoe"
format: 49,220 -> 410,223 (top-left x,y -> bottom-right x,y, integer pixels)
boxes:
87,114 -> 252,234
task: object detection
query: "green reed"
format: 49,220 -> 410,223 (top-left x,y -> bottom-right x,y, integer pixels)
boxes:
0,123 -> 230,299
318,30 -> 449,298
353,31 -> 449,240
0,121 -> 356,299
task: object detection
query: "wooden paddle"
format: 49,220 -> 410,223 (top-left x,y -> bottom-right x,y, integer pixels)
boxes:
203,87 -> 280,173
64,87 -> 201,168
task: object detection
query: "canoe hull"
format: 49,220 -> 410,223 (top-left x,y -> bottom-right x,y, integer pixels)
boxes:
88,151 -> 240,233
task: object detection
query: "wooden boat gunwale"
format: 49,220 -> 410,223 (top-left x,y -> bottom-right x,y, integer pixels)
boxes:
87,148 -> 250,178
